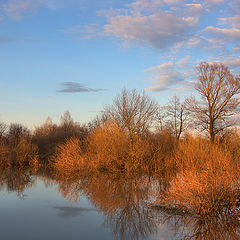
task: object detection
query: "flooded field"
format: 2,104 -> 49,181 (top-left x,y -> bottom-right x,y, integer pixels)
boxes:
0,169 -> 239,240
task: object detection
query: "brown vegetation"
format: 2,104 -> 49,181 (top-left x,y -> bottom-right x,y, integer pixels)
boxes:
33,112 -> 88,163
0,124 -> 38,169
51,120 -> 156,175
155,136 -> 240,216
50,137 -> 87,177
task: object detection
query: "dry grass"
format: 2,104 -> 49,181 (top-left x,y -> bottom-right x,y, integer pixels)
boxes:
159,169 -> 239,216
149,130 -> 177,173
219,129 -> 240,170
173,135 -> 232,172
155,136 -> 240,216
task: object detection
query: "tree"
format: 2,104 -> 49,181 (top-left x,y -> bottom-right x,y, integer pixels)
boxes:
88,111 -> 110,131
34,116 -> 55,136
60,111 -> 73,127
165,95 -> 189,140
0,121 -> 7,139
7,123 -> 31,147
187,62 -> 240,142
104,88 -> 158,140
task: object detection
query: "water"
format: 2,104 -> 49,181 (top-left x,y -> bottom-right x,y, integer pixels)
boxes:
0,169 -> 239,240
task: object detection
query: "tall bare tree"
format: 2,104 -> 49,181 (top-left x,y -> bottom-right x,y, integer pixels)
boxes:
105,88 -> 158,140
187,62 -> 240,142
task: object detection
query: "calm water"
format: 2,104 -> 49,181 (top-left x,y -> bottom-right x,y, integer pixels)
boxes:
0,169 -> 239,240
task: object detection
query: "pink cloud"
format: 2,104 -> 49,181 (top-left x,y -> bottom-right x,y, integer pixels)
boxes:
145,62 -> 185,91
219,15 -> 240,28
204,26 -> 240,42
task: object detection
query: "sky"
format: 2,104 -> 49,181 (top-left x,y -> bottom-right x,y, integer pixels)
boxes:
0,0 -> 240,129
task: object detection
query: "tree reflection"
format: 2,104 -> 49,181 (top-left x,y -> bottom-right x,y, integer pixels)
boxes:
0,167 -> 35,198
56,173 -> 159,240
155,208 -> 240,240
54,172 -> 240,240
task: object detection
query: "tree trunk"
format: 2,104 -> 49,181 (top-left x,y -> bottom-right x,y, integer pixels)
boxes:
209,119 -> 215,142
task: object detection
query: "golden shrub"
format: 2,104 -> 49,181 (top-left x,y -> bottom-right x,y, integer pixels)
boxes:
51,137 -> 86,176
87,121 -> 129,171
160,168 -> 239,216
173,136 -> 232,172
155,135 -> 240,216
87,120 -> 154,173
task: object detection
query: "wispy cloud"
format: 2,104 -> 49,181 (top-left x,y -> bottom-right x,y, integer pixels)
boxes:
80,0 -> 239,55
0,0 -> 83,20
145,62 -> 185,92
218,15 -> 240,28
204,26 -> 240,43
0,35 -> 23,45
101,0 -> 202,49
61,24 -> 101,38
57,82 -> 106,93
75,0 -> 239,92
203,0 -> 224,8
1,0 -> 41,20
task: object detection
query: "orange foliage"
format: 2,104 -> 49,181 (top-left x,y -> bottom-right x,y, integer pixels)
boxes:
86,120 -> 154,173
50,137 -> 88,176
156,136 -> 240,216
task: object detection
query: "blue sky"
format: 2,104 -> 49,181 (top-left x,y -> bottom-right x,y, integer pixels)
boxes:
0,0 -> 240,128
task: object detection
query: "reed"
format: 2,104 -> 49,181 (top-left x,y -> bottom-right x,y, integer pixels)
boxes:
156,136 -> 240,216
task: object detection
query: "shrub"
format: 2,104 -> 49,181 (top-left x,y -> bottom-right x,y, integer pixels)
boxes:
149,130 -> 177,173
159,168 -> 239,216
87,121 -> 129,171
86,121 -> 153,173
0,137 -> 38,168
173,136 -> 232,172
155,136 -> 240,216
219,129 -> 240,171
51,137 -> 87,176
33,114 -> 89,163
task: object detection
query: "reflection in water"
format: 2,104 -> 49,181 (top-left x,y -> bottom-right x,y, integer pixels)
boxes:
0,167 -> 35,198
54,206 -> 96,218
0,169 -> 240,240
55,173 -> 240,240
56,174 -> 159,240
154,207 -> 240,240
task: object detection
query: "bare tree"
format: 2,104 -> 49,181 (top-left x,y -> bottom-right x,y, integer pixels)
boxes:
60,110 -> 73,127
7,123 -> 31,146
155,106 -> 166,133
105,88 -> 158,140
88,111 -> 110,131
165,95 -> 189,140
0,121 -> 7,139
187,62 -> 240,142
